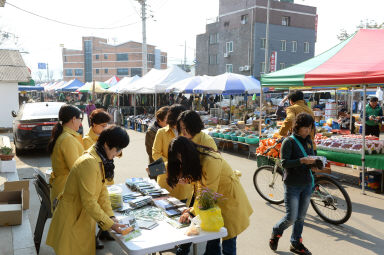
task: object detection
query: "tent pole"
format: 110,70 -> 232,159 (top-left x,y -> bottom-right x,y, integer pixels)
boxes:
134,93 -> 137,117
259,89 -> 263,137
350,87 -> 354,133
229,95 -> 232,123
362,85 -> 367,195
155,92 -> 157,113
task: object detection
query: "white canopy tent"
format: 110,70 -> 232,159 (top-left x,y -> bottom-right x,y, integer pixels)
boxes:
107,75 -> 140,93
123,65 -> 191,94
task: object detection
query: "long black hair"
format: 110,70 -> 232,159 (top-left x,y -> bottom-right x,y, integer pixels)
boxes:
167,136 -> 217,188
177,110 -> 204,137
166,104 -> 186,127
48,104 -> 81,154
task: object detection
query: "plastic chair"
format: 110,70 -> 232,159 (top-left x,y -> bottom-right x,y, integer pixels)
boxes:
33,173 -> 52,254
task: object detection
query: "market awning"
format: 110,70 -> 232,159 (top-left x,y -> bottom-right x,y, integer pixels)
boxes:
262,29 -> 384,88
59,79 -> 84,92
18,85 -> 44,91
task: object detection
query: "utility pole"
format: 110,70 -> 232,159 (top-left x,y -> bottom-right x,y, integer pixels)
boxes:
260,0 -> 271,136
184,40 -> 187,71
137,0 -> 148,75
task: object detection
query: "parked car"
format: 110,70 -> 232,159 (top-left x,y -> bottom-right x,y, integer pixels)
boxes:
12,102 -> 83,155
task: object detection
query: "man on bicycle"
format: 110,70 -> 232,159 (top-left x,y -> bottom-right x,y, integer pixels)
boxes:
278,90 -> 316,153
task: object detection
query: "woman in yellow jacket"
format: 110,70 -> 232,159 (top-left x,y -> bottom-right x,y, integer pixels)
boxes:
48,104 -> 84,205
83,109 -> 111,150
46,126 -> 130,255
177,110 -> 217,151
152,104 -> 193,202
167,136 -> 253,255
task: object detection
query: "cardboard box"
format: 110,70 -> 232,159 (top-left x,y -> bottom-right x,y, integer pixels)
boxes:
0,159 -> 16,173
313,167 -> 331,175
0,190 -> 23,226
4,180 -> 30,210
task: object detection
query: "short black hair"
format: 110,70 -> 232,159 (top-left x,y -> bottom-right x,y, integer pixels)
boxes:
288,90 -> 304,103
293,113 -> 314,135
97,125 -> 129,150
177,110 -> 204,137
370,97 -> 379,103
166,104 -> 186,127
89,109 -> 111,127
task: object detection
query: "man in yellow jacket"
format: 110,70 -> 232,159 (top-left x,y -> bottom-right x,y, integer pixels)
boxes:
279,90 -> 316,151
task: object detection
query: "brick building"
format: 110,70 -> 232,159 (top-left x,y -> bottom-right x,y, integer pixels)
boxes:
196,0 -> 317,79
62,37 -> 167,82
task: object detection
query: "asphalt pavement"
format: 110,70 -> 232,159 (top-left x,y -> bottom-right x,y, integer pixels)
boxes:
10,121 -> 384,255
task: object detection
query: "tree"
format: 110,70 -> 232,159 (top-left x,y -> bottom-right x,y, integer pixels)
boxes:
337,19 -> 384,41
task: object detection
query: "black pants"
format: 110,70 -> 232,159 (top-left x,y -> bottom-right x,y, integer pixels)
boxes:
365,125 -> 380,137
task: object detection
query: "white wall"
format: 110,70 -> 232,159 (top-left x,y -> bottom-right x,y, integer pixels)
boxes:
0,82 -> 19,128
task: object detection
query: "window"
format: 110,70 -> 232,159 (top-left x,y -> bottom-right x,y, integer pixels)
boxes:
95,54 -> 99,60
116,53 -> 129,61
279,63 -> 286,70
95,69 -> 99,74
131,68 -> 142,77
304,42 -> 310,53
226,64 -> 233,73
292,41 -> 297,52
226,41 -> 233,53
209,33 -> 218,44
161,55 -> 167,64
260,38 -> 266,49
260,62 -> 265,73
117,68 -> 129,75
282,16 -> 290,26
241,14 -> 248,24
209,55 -> 218,65
75,69 -> 83,76
224,21 -> 230,27
64,56 -> 67,62
104,54 -> 108,59
280,40 -> 286,51
65,69 -> 72,76
104,69 -> 108,74
147,53 -> 154,62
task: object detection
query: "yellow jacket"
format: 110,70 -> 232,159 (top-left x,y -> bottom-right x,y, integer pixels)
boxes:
192,131 -> 218,151
50,126 -> 84,204
46,147 -> 114,255
152,125 -> 193,201
196,152 -> 253,240
83,128 -> 98,150
279,100 -> 316,149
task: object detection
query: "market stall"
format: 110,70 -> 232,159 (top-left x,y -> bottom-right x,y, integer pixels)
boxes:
261,29 -> 384,193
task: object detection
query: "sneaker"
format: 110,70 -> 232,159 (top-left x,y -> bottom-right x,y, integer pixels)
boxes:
269,234 -> 281,251
290,241 -> 312,255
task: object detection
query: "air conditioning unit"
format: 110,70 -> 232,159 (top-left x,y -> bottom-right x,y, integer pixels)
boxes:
243,65 -> 250,71
224,52 -> 229,58
239,66 -> 244,71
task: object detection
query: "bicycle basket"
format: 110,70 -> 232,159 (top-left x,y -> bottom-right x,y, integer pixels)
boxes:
256,155 -> 276,167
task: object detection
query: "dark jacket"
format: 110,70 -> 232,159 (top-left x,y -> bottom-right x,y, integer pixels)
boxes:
280,134 -> 314,186
145,121 -> 162,163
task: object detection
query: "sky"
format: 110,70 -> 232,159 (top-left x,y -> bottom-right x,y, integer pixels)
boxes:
0,0 -> 383,81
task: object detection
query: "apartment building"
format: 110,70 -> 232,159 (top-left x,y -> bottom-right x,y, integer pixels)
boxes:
196,0 -> 317,79
62,37 -> 167,82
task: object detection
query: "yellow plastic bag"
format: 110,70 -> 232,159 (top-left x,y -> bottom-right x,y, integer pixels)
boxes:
194,204 -> 224,232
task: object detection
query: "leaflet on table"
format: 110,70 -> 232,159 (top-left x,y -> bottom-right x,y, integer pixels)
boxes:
153,197 -> 188,217
125,178 -> 169,197
115,215 -> 142,241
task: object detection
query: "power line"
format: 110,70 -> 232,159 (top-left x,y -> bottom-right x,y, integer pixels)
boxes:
6,2 -> 140,30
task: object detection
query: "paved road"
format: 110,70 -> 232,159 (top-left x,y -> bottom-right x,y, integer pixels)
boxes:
12,125 -> 384,255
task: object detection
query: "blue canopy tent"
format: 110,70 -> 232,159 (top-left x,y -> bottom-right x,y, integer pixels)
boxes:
59,79 -> 84,92
18,85 -> 44,91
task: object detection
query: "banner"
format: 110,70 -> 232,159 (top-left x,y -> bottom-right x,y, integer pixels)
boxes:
269,51 -> 277,73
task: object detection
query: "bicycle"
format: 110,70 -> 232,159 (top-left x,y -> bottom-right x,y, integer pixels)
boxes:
253,138 -> 352,225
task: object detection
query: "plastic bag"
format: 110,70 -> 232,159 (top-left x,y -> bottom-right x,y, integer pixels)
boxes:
193,204 -> 224,232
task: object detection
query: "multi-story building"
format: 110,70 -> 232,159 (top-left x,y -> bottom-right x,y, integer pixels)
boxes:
62,37 -> 167,82
196,0 -> 317,79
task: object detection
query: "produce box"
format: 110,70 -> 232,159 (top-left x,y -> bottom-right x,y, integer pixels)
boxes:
359,171 -> 382,191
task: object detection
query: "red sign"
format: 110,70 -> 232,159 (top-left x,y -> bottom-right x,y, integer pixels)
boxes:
269,51 -> 277,72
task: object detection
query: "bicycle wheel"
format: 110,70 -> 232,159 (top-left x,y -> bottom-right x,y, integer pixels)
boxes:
310,175 -> 352,225
253,166 -> 285,204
